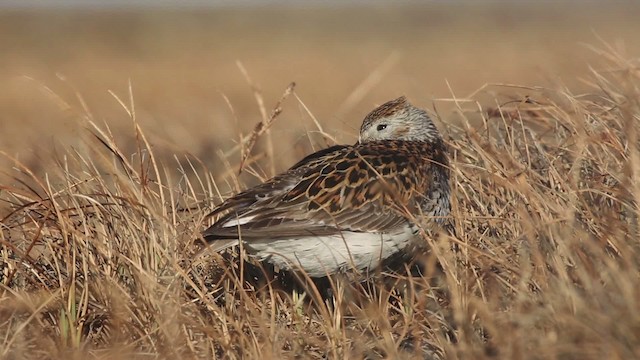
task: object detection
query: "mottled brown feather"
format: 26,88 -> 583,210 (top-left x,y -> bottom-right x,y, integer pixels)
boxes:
203,139 -> 449,241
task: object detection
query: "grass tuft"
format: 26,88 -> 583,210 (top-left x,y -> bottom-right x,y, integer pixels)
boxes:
2,49 -> 640,359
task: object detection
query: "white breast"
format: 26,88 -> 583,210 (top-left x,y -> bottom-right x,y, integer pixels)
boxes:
245,225 -> 418,277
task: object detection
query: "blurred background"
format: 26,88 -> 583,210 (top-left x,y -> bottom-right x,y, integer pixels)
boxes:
1,1 -> 639,180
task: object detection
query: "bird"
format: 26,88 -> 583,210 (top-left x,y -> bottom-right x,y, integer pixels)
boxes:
202,96 -> 450,278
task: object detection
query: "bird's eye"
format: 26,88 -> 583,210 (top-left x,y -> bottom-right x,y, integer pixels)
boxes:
376,124 -> 387,131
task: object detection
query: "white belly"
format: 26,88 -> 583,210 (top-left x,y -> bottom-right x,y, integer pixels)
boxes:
245,225 -> 418,277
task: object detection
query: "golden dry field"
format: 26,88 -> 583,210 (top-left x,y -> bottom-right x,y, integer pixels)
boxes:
2,3 -> 640,359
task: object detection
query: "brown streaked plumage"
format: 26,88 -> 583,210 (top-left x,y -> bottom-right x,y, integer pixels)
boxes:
202,96 -> 450,277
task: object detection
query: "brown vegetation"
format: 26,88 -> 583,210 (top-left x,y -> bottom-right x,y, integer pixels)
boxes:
1,4 -> 640,359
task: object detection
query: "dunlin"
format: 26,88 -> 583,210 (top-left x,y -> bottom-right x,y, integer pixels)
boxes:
203,96 -> 450,277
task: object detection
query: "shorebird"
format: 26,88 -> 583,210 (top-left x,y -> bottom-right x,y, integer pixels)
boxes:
202,96 -> 450,278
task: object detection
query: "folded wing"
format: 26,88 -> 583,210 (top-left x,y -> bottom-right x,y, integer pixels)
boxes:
202,141 -> 442,242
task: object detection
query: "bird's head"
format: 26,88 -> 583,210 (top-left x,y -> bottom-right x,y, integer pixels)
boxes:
358,96 -> 441,143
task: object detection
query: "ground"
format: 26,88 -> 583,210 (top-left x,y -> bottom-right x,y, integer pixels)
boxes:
1,3 -> 639,359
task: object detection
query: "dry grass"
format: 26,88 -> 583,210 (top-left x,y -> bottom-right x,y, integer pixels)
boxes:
2,5 -> 640,360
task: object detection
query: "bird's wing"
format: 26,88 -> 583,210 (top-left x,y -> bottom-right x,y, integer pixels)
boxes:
202,141 -> 447,242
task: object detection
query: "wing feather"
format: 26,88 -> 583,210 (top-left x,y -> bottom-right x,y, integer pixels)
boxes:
203,140 -> 447,242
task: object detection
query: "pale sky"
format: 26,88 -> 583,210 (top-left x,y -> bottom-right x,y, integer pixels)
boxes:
0,0 -> 607,9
